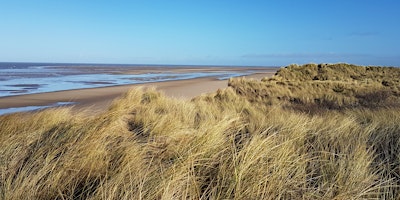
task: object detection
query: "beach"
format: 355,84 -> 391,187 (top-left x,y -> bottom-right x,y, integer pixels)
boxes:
0,65 -> 277,114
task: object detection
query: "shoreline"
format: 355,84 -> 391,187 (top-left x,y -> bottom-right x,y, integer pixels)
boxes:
0,71 -> 275,114
1,65 -> 278,97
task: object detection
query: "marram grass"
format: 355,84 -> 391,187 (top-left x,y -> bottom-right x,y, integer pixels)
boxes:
1,63 -> 400,199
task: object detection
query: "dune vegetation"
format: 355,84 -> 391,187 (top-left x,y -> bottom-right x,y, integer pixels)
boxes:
1,63 -> 400,199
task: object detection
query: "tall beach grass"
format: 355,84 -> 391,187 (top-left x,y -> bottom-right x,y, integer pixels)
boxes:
1,63 -> 400,199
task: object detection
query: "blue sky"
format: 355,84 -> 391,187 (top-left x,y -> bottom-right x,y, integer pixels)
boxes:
1,0 -> 399,66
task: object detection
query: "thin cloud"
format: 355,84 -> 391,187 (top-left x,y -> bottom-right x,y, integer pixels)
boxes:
241,53 -> 400,66
348,31 -> 380,37
242,53 -> 370,59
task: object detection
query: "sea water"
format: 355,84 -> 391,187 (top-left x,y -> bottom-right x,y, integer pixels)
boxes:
0,62 -> 265,114
0,62 -> 255,97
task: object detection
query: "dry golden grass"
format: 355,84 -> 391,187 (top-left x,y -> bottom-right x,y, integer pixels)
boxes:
1,64 -> 400,199
229,63 -> 400,113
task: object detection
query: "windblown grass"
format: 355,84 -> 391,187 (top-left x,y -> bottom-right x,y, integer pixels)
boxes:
229,63 -> 400,113
1,63 -> 400,199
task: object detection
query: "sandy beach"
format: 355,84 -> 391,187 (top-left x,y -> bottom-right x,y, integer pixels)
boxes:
0,68 -> 276,114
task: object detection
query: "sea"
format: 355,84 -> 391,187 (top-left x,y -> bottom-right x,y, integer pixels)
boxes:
0,62 -> 272,98
0,62 -> 276,115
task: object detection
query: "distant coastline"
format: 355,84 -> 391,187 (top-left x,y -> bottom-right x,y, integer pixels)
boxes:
0,62 -> 276,68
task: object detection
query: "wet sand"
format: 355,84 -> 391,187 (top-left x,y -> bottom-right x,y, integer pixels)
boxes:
0,69 -> 276,114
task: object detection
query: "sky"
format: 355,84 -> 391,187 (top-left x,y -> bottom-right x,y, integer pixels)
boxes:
1,0 -> 399,66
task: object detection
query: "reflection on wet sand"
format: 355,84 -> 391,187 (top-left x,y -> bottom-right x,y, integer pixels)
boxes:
0,102 -> 75,115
